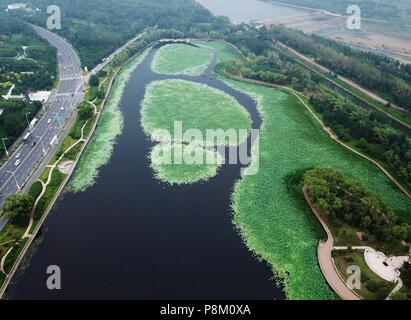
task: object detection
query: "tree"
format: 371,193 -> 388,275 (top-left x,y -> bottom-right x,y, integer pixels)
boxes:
391,292 -> 408,300
388,224 -> 409,243
96,90 -> 105,99
401,262 -> 411,288
360,215 -> 372,229
3,194 -> 34,225
89,75 -> 99,87
77,102 -> 94,120
4,118 -> 19,137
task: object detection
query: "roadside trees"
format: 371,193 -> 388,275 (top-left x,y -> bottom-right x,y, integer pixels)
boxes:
3,194 -> 34,226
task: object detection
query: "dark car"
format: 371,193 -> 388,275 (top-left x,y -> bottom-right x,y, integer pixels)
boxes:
31,141 -> 37,148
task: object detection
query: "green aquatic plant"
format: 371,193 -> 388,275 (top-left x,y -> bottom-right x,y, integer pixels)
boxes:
150,143 -> 224,185
141,79 -> 251,146
69,49 -> 150,192
141,79 -> 252,185
151,44 -> 213,76
193,40 -> 245,63
227,78 -> 410,300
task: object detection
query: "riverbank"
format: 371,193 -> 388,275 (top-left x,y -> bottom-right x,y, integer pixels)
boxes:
302,185 -> 361,300
196,40 -> 409,299
0,39 -> 154,298
3,43 -> 281,300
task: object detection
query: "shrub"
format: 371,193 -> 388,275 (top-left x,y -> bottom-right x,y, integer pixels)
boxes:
366,280 -> 379,292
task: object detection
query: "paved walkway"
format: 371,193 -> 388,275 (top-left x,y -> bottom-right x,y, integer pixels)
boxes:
303,185 -> 361,300
224,72 -> 410,200
276,42 -> 407,113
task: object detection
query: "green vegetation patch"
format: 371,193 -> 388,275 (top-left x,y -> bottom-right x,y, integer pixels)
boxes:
333,250 -> 396,300
141,79 -> 251,146
304,167 -> 410,253
193,40 -> 245,63
69,49 -> 149,192
151,44 -> 212,76
150,143 -> 224,185
141,79 -> 251,185
224,77 -> 410,300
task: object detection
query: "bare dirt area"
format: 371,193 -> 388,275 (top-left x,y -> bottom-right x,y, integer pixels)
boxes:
328,32 -> 411,64
262,12 -> 411,64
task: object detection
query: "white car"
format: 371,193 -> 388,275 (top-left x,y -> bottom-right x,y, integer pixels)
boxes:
60,107 -> 64,111
47,118 -> 52,124
15,153 -> 21,159
14,159 -> 21,166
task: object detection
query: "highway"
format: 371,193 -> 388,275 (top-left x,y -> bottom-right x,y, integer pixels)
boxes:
0,26 -> 87,218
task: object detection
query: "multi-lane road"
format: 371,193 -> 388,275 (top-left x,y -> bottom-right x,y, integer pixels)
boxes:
0,26 -> 87,226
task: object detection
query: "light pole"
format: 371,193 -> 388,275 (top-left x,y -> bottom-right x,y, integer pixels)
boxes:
6,170 -> 20,191
25,112 -> 31,132
1,138 -> 9,159
34,134 -> 46,155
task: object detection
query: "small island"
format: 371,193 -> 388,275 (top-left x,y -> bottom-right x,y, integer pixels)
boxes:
141,78 -> 252,185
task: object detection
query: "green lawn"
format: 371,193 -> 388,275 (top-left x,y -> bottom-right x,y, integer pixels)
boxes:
151,44 -> 213,76
333,250 -> 396,300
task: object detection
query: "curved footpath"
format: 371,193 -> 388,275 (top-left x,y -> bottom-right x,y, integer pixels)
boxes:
224,72 -> 411,200
276,41 -> 407,114
0,38 -> 149,298
303,185 -> 361,300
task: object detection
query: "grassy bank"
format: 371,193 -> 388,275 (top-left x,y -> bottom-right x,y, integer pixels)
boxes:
151,43 -> 212,76
197,40 -> 410,299
285,48 -> 411,128
193,40 -> 246,63
0,42 -> 153,293
333,250 -> 396,300
229,79 -> 409,299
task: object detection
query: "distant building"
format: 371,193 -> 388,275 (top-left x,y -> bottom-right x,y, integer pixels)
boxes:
158,38 -> 192,44
6,3 -> 26,11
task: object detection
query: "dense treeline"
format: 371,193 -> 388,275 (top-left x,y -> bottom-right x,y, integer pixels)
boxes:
0,12 -> 57,157
0,98 -> 42,148
6,0 -> 235,68
309,91 -> 411,189
304,167 -> 411,244
0,12 -> 57,93
269,25 -> 411,111
220,53 -> 316,91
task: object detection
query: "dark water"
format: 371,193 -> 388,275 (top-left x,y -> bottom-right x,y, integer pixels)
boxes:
5,47 -> 284,300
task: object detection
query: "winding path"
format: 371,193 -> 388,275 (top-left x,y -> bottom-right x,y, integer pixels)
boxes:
224,72 -> 411,200
303,185 -> 361,300
276,41 -> 407,113
0,120 -> 89,275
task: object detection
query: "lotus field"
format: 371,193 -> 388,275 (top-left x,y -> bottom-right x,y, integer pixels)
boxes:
141,79 -> 252,184
151,44 -> 213,76
150,143 -> 224,185
227,78 -> 410,299
197,40 -> 410,299
70,50 -> 150,192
